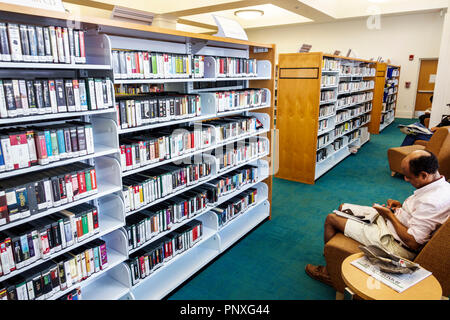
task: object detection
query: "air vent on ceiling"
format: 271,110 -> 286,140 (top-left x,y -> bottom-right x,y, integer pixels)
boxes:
111,6 -> 154,25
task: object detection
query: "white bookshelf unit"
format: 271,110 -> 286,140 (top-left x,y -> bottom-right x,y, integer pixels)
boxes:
380,65 -> 400,132
0,3 -> 275,300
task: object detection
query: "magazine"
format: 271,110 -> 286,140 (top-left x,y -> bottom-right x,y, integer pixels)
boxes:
334,203 -> 379,224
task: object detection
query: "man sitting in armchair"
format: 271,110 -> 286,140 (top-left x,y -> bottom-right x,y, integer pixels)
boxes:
305,150 -> 450,286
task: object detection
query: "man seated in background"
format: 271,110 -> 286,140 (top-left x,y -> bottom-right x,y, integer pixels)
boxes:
400,96 -> 450,146
305,150 -> 450,286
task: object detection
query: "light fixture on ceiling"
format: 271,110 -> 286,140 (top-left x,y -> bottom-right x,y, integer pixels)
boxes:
234,9 -> 264,20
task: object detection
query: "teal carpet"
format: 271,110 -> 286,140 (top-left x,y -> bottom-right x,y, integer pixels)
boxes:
167,118 -> 416,300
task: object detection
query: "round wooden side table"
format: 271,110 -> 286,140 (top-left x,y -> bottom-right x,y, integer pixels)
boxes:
341,253 -> 443,300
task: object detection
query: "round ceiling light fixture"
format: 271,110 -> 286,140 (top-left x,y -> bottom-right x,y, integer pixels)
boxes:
234,9 -> 264,19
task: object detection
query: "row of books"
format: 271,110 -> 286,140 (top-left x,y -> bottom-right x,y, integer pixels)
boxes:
337,92 -> 373,108
346,128 -> 361,142
207,116 -> 263,142
387,67 -> 400,78
336,105 -> 368,124
215,138 -> 266,172
213,187 -> 258,229
0,23 -> 86,64
215,57 -> 258,78
114,84 -> 163,95
215,88 -> 269,113
115,93 -> 201,130
384,94 -> 397,104
317,133 -> 332,150
332,137 -> 345,152
59,287 -> 81,300
322,58 -> 340,71
119,125 -> 212,172
127,220 -> 202,286
338,80 -> 374,93
0,239 -> 107,300
123,161 -> 213,214
0,77 -> 113,119
205,165 -> 259,201
125,192 -> 207,251
318,118 -> 331,132
0,203 -> 100,276
321,75 -> 338,87
113,54 -> 259,79
382,102 -> 396,113
320,90 -> 336,103
319,104 -> 335,118
316,148 -> 328,163
126,164 -> 259,248
317,128 -> 362,162
0,121 -> 94,172
385,85 -> 398,95
112,50 -> 202,80
335,117 -> 367,137
119,116 -> 263,172
340,64 -> 375,77
0,162 -> 97,226
381,111 -> 395,124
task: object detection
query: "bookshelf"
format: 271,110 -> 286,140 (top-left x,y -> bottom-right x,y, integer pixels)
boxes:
369,63 -> 401,134
275,52 -> 375,184
380,64 -> 401,132
0,3 -> 275,300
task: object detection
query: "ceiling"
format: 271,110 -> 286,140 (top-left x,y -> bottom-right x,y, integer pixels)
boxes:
62,0 -> 449,34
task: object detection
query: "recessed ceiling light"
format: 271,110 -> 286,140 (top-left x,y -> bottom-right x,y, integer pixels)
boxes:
234,9 -> 264,20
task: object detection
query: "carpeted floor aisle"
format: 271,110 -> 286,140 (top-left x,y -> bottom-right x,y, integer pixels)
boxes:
167,118 -> 416,300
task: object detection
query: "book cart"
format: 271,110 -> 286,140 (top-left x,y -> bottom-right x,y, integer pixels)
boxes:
0,3 -> 275,300
275,52 -> 376,184
369,63 -> 401,134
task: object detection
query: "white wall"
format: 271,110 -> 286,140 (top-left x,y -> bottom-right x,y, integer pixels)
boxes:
246,11 -> 445,118
431,12 -> 450,126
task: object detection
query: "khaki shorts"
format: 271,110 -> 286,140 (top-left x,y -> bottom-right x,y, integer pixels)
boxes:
344,216 -> 417,260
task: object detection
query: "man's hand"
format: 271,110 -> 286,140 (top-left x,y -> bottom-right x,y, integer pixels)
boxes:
373,204 -> 394,220
386,199 -> 402,209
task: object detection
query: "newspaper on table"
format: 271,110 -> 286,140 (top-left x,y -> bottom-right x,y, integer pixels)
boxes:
351,246 -> 433,293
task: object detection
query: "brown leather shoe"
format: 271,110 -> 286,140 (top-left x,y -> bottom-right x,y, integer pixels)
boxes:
305,264 -> 334,287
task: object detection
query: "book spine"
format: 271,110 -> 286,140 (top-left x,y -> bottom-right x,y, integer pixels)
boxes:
78,79 -> 88,111
78,30 -> 86,63
73,79 -> 81,111
43,27 -> 53,62
68,28 -> 75,64
55,27 -> 65,63
65,79 -> 76,112
17,80 -> 29,116
48,26 -> 59,63
35,26 -> 46,62
0,23 -> 11,61
62,27 -> 70,64
48,80 -> 58,113
0,80 -> 7,118
19,25 -> 31,62
7,23 -> 23,62
27,25 -> 38,62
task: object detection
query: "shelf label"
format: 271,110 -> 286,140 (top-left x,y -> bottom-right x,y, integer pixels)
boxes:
1,0 -> 66,13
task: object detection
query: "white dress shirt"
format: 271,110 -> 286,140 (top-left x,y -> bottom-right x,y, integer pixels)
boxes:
387,176 -> 450,246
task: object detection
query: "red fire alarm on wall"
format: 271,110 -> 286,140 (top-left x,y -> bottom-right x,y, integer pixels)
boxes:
409,55 -> 414,61
405,81 -> 411,88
